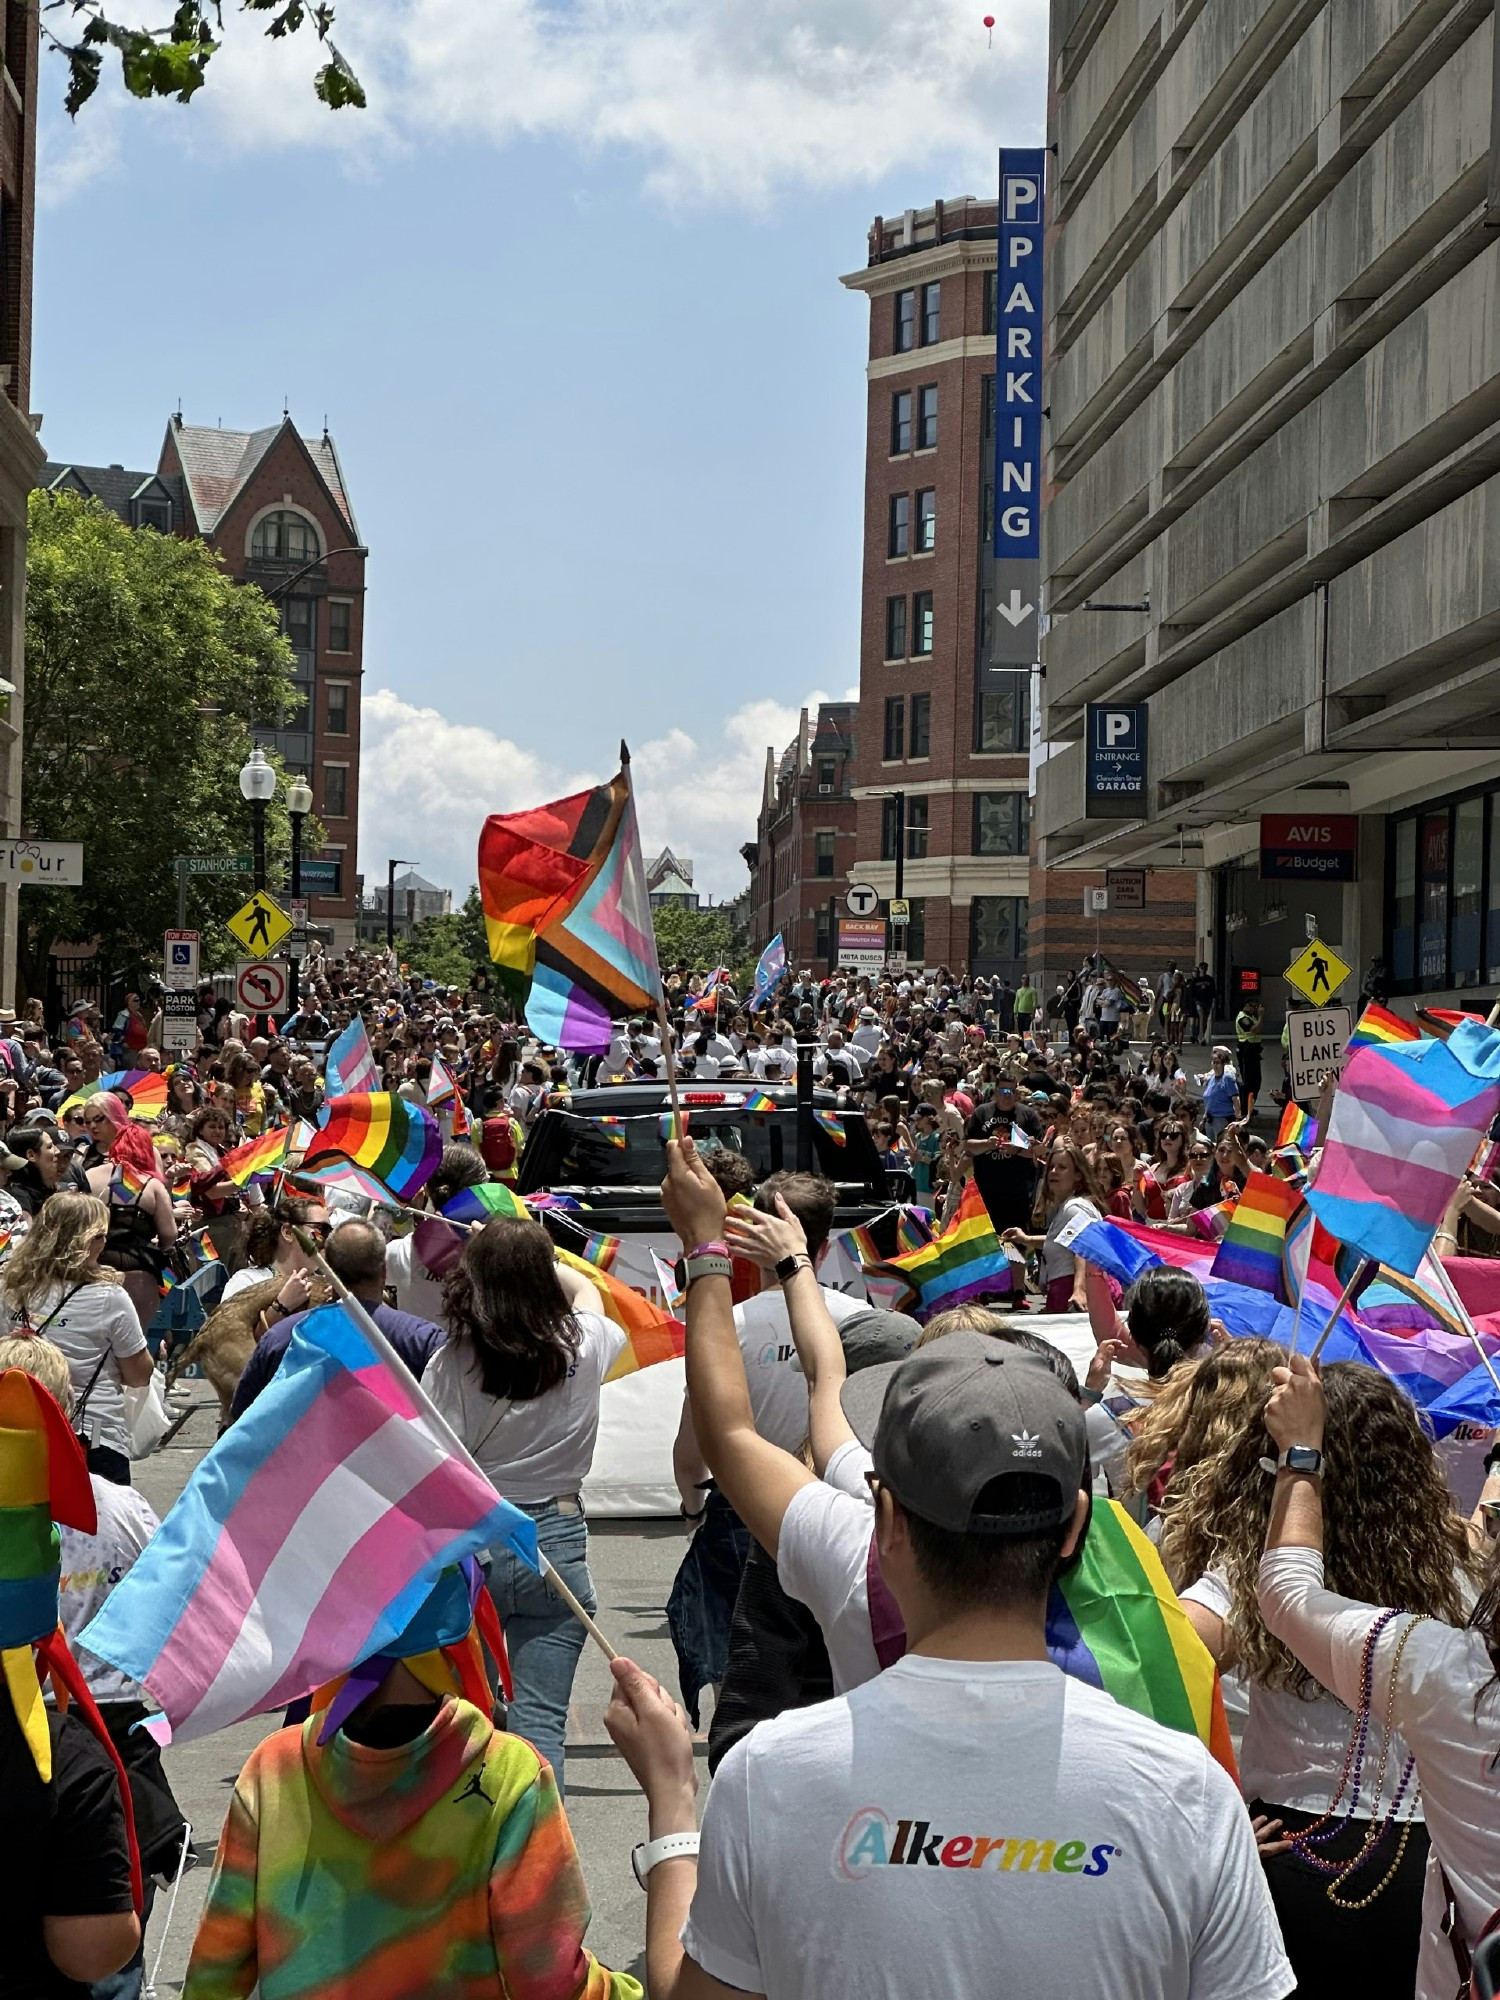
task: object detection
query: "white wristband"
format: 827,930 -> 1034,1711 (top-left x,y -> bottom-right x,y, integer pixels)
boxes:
632,1830 -> 700,1886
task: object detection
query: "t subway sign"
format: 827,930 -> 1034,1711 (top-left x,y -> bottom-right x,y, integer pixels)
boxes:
994,149 -> 1044,563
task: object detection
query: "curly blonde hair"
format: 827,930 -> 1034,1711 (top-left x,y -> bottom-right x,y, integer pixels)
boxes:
3,1191 -> 119,1314
1132,1340 -> 1283,1555
1162,1357 -> 1474,1694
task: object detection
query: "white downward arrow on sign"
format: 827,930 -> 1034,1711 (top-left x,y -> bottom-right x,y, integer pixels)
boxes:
997,589 -> 1034,626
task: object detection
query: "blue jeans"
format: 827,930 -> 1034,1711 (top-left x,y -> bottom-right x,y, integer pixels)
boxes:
486,1501 -> 592,1796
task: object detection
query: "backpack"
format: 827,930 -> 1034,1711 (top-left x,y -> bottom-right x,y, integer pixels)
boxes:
480,1116 -> 517,1175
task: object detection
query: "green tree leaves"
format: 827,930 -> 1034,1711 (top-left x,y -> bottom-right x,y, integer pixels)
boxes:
46,1 -> 364,115
21,490 -> 302,994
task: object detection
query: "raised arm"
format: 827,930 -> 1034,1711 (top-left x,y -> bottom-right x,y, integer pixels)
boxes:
723,1197 -> 854,1477
660,1142 -> 813,1560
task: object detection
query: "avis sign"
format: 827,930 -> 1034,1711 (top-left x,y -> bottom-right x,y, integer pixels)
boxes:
1260,814 -> 1358,882
1085,703 -> 1149,818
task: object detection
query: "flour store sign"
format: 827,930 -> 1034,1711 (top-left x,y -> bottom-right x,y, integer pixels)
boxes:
992,147 -> 1046,669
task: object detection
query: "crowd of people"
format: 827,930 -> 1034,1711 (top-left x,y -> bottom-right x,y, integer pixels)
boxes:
4,939 -> 1500,2000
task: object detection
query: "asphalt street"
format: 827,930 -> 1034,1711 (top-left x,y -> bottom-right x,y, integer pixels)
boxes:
133,1404 -> 692,1993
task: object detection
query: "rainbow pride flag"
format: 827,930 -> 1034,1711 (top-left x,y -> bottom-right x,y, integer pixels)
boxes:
218,1125 -> 292,1187
591,1116 -> 627,1149
101,1069 -> 169,1120
813,1110 -> 847,1146
1345,1003 -> 1422,1052
441,1183 -> 529,1225
1049,1499 -> 1237,1779
1209,1171 -> 1303,1300
553,1248 -> 685,1378
449,1093 -> 472,1139
743,1090 -> 776,1113
302,1094 -> 442,1203
1275,1102 -> 1318,1154
578,1229 -> 621,1274
880,1178 -> 1012,1321
287,1158 -> 401,1208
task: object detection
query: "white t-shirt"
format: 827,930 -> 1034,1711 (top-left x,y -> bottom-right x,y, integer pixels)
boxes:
778,1450 -> 884,1690
424,1309 -> 626,1504
1260,1546 -> 1500,2000
385,1231 -> 449,1328
733,1286 -> 870,1454
682,1655 -> 1292,2000
1041,1197 -> 1101,1284
1180,1567 -> 1423,1818
10,1282 -> 145,1459
222,1262 -> 276,1302
57,1477 -> 160,1703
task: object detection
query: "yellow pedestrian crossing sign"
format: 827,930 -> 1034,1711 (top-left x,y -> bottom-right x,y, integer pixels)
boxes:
226,890 -> 292,957
1283,936 -> 1352,1006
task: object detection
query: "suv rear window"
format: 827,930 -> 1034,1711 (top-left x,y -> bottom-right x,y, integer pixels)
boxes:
554,1112 -> 793,1187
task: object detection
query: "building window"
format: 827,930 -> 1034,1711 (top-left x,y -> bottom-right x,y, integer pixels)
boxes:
905,896 -> 926,960
983,270 -> 998,336
1454,796 -> 1484,987
135,495 -> 171,533
251,510 -> 321,562
975,666 -> 1030,751
282,596 -> 315,654
918,384 -> 938,449
323,764 -> 348,818
910,693 -> 931,759
881,797 -> 901,861
1393,817 -> 1417,986
891,390 -> 912,455
883,696 -> 905,762
817,758 -> 835,790
327,682 -> 350,736
916,487 -> 936,552
921,281 -> 941,345
893,289 -> 915,353
328,600 -> 352,653
885,595 -> 908,660
1419,811 -> 1450,989
814,904 -> 833,962
970,895 -> 1028,968
906,798 -> 929,858
973,790 -> 1030,856
814,830 -> 836,878
981,483 -> 995,546
888,493 -> 910,558
981,372 -> 996,438
912,591 -> 934,655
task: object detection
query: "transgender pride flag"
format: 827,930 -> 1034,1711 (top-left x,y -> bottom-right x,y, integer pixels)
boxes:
324,1016 -> 379,1096
79,1304 -> 535,1743
1307,1019 -> 1500,1275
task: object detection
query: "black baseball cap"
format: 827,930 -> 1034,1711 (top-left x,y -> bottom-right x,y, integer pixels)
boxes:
841,1334 -> 1088,1536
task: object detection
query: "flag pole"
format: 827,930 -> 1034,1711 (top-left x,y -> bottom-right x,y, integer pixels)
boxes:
291,1229 -> 621,1663
620,736 -> 686,1143
1303,1260 -> 1369,1362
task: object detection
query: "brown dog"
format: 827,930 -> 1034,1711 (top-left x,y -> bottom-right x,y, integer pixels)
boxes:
167,1275 -> 334,1426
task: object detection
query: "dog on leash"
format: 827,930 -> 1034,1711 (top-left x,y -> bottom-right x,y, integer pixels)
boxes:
167,1275 -> 334,1426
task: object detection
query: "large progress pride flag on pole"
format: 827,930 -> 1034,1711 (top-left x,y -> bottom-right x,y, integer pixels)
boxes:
79,1304 -> 536,1743
1306,1019 -> 1500,1275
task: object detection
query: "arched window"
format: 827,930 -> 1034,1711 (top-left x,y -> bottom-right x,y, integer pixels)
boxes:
250,510 -> 321,562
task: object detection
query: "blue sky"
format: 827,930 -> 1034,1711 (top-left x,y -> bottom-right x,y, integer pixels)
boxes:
33,1 -> 1045,902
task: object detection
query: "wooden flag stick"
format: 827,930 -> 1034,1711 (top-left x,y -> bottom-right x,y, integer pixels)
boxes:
291,1228 -> 623,1662
1302,1262 -> 1367,1362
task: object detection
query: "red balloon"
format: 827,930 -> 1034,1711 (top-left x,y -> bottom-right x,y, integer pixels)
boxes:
983,13 -> 995,23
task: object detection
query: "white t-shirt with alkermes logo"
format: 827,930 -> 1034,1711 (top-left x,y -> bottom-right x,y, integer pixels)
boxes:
682,1655 -> 1292,2000
732,1285 -> 868,1453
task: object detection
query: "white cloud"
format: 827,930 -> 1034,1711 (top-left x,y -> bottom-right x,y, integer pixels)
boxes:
41,1 -> 1047,210
359,683 -> 841,907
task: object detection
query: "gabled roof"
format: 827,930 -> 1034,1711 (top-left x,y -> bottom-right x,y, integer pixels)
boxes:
166,415 -> 360,541
40,461 -> 187,524
646,846 -> 694,891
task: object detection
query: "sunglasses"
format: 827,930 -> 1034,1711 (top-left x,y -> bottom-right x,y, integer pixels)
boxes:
1188,1147 -> 1211,1159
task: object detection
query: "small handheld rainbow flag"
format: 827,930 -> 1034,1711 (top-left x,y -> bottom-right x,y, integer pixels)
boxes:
879,1178 -> 1011,1321
303,1094 -> 442,1202
441,1183 -> 530,1225
218,1125 -> 292,1187
1209,1171 -> 1304,1300
449,1093 -> 473,1139
1345,1003 -> 1422,1052
578,1229 -> 621,1274
813,1110 -> 847,1146
553,1248 -> 685,1378
592,1116 -> 627,1149
743,1090 -> 776,1113
1275,1102 -> 1318,1154
658,1110 -> 691,1143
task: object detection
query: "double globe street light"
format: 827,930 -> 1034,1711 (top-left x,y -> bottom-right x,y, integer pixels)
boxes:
238,747 -> 316,1011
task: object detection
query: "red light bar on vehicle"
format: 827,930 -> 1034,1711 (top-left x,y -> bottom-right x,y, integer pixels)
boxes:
682,1091 -> 729,1105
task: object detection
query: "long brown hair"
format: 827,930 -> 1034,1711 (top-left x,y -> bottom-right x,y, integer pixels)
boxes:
1161,1358 -> 1474,1694
4,1192 -> 119,1313
1034,1139 -> 1105,1226
442,1216 -> 580,1402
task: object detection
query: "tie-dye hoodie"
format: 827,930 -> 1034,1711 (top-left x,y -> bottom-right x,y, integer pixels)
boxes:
183,1697 -> 640,2000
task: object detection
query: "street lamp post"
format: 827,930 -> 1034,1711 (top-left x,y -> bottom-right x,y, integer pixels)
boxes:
285,775 -> 313,1013
387,858 -> 418,952
238,746 -> 276,892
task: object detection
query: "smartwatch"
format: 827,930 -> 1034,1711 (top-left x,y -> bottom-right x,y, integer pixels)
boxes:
632,1831 -> 700,1886
1276,1445 -> 1324,1478
775,1252 -> 813,1283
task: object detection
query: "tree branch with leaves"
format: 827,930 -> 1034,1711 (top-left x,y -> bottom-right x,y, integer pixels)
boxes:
43,0 -> 365,116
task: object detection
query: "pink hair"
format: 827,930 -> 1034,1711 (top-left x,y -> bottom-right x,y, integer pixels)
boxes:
95,1096 -> 163,1182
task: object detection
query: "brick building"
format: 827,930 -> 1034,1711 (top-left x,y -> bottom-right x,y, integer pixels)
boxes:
743,703 -> 858,969
0,1 -> 44,1003
43,414 -> 365,946
839,199 -> 1195,990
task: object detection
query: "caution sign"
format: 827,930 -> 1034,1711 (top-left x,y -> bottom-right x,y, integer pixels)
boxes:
1283,936 -> 1352,1006
226,890 -> 292,957
1286,1006 -> 1352,1103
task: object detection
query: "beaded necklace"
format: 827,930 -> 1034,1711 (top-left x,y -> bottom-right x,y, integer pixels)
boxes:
1285,1607 -> 1424,1909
